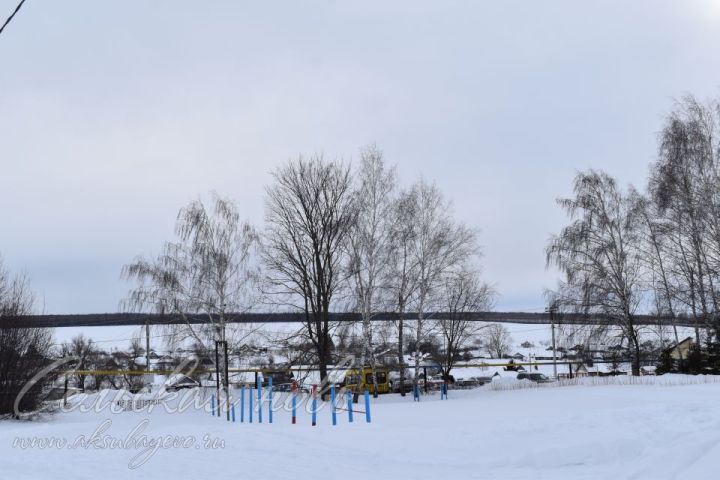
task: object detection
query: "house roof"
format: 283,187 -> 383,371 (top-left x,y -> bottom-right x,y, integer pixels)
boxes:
663,336 -> 694,353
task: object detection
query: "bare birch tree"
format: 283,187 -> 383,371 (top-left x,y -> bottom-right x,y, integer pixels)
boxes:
547,171 -> 647,375
648,96 -> 720,343
635,192 -> 682,352
123,194 -> 260,417
346,145 -> 396,396
406,180 -> 477,392
386,190 -> 420,396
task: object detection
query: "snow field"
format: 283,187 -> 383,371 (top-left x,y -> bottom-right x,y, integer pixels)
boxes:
1,376 -> 720,479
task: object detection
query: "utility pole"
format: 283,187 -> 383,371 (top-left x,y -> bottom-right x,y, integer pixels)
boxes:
145,319 -> 151,391
547,302 -> 558,379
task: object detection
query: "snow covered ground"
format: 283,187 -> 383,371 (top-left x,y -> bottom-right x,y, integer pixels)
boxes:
2,376 -> 720,479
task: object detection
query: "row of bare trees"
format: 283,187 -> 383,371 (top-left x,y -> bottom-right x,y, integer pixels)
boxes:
124,145 -> 495,397
547,94 -> 720,375
0,258 -> 54,416
263,147 -> 496,394
0,259 -> 152,414
59,334 -> 148,394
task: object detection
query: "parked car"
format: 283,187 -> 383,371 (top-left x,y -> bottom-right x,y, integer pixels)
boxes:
427,374 -> 446,389
272,382 -> 311,393
259,368 -> 294,387
389,379 -> 414,394
470,375 -> 494,386
454,378 -> 480,389
165,375 -> 200,391
273,382 -> 294,392
517,372 -> 554,383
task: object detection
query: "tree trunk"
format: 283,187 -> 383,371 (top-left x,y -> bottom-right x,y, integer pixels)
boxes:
413,309 -> 423,396
363,313 -> 379,398
632,345 -> 641,376
629,329 -> 642,376
397,310 -> 406,397
318,311 -> 330,400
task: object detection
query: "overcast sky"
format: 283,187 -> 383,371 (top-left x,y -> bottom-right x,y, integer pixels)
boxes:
2,0 -> 720,315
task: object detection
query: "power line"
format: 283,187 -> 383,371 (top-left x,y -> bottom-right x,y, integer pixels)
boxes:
49,330 -> 184,348
0,0 -> 27,36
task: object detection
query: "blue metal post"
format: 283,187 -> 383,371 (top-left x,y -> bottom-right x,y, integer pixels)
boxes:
311,385 -> 317,426
231,403 -> 236,422
347,390 -> 354,423
330,385 -> 337,426
269,376 -> 273,424
211,394 -> 215,416
257,377 -> 263,423
364,390 -> 371,423
249,386 -> 253,423
291,390 -> 297,424
240,385 -> 245,423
